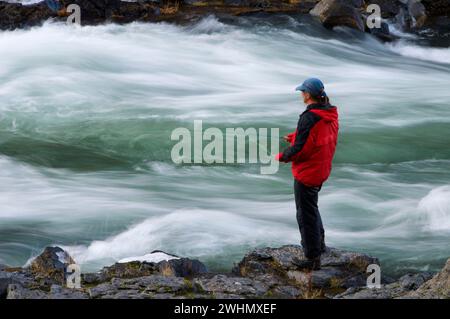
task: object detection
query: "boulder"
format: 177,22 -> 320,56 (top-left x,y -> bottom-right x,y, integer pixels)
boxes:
234,245 -> 379,296
83,251 -> 207,285
28,246 -> 76,285
310,0 -> 365,31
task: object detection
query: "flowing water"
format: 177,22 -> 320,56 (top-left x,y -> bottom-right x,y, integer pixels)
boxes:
1,12 -> 450,277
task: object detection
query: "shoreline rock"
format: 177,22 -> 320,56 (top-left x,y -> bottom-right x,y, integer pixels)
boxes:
1,245 -> 449,299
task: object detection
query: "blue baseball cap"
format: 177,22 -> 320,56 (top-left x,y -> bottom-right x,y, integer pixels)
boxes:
295,78 -> 327,97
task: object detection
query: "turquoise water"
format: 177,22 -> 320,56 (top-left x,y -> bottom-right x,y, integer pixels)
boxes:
0,14 -> 449,277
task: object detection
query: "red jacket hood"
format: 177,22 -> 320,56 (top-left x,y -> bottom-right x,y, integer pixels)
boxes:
310,106 -> 338,122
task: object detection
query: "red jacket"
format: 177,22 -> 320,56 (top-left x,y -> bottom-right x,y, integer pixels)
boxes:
279,104 -> 339,187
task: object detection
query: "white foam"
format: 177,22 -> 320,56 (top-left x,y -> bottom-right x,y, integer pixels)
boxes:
119,252 -> 179,264
418,186 -> 450,232
387,41 -> 450,64
63,208 -> 298,265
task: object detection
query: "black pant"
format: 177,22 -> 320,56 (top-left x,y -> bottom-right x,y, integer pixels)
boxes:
294,180 -> 325,259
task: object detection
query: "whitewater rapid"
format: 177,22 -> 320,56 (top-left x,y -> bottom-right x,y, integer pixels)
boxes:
0,15 -> 449,275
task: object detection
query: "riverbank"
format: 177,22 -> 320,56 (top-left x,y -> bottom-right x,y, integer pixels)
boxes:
1,0 -> 449,42
1,245 -> 448,299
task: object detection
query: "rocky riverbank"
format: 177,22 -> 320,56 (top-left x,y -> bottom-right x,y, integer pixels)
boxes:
0,0 -> 449,41
1,245 -> 448,299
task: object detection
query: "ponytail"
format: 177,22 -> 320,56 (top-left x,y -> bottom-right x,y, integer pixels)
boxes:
313,89 -> 330,105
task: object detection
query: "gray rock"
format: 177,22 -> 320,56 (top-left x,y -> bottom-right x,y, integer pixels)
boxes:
399,272 -> 434,290
404,258 -> 450,299
7,284 -> 49,299
310,0 -> 365,31
89,275 -> 194,299
195,274 -> 269,297
1,269 -> 36,298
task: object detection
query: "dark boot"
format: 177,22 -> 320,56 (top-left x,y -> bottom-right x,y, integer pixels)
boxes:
292,256 -> 321,271
320,234 -> 327,253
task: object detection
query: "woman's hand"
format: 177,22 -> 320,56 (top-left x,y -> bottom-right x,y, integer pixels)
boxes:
284,132 -> 295,143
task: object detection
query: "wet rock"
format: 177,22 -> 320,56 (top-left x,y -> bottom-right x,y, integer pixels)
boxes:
367,20 -> 393,41
310,0 -> 365,31
28,246 -> 75,286
404,258 -> 450,299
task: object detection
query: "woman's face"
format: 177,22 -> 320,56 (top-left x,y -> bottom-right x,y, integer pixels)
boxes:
301,91 -> 311,104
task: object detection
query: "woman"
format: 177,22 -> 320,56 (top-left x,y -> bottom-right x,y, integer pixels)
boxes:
276,78 -> 339,270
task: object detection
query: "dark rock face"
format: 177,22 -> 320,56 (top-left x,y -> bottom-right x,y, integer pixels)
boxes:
310,0 -> 365,31
0,2 -> 54,30
422,0 -> 450,16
